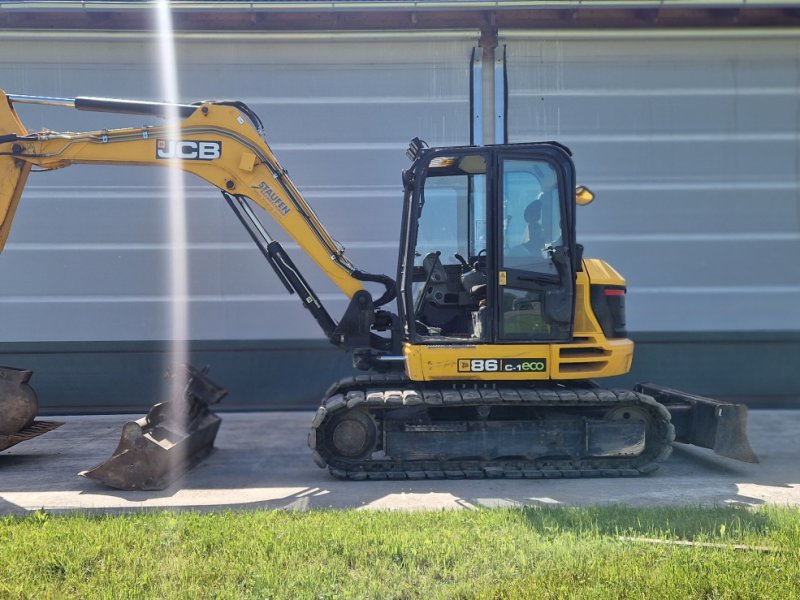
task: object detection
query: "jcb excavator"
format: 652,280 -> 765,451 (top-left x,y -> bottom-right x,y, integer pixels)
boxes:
0,90 -> 756,482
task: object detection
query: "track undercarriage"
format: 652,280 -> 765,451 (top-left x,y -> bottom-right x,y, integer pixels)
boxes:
309,374 -> 676,480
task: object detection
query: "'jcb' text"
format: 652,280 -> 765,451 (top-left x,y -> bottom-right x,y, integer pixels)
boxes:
156,140 -> 221,160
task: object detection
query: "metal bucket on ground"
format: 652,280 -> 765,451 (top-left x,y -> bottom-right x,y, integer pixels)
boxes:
79,364 -> 227,490
0,366 -> 63,453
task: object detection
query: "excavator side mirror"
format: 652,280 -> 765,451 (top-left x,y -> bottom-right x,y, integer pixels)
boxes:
576,186 -> 594,206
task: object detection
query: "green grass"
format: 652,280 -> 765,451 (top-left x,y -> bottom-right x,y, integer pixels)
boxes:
1,505 -> 798,599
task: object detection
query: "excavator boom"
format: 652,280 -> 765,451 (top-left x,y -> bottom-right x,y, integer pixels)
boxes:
1,92 -> 363,298
0,91 -> 399,354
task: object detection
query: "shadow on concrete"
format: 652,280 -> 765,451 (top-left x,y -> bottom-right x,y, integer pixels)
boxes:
0,496 -> 30,516
0,453 -> 47,468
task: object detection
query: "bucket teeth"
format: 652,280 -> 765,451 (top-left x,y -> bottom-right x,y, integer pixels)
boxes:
80,364 -> 226,491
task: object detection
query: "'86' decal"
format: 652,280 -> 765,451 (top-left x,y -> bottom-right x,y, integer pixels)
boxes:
458,358 -> 547,373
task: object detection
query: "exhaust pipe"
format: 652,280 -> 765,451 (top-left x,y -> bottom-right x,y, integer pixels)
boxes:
0,366 -> 62,453
80,364 -> 227,490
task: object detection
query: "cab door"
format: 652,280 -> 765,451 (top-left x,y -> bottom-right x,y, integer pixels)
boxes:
495,153 -> 575,342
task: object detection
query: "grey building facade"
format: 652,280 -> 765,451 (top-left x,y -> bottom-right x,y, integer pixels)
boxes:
0,2 -> 798,411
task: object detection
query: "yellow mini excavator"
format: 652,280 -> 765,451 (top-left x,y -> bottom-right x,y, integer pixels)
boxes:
0,90 -> 756,480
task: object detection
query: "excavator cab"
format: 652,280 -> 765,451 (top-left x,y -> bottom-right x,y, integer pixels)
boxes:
400,144 -> 578,346
394,141 -> 629,385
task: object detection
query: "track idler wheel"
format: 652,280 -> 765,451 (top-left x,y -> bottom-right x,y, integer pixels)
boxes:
325,409 -> 378,460
604,405 -> 655,435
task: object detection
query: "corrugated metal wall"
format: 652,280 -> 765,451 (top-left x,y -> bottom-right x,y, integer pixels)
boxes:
503,31 -> 800,333
0,29 -> 798,409
0,33 -> 473,342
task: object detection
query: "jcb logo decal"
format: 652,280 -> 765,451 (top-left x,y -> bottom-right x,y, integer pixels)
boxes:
156,140 -> 221,160
458,358 -> 547,373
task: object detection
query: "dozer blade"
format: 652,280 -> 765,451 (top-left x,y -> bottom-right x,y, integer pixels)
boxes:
635,383 -> 758,464
0,365 -> 63,453
80,364 -> 227,490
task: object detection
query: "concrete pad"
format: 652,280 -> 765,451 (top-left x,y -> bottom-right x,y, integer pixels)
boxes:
0,410 -> 798,515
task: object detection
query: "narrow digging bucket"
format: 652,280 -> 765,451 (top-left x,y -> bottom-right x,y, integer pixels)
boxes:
0,365 -> 63,453
80,364 -> 227,490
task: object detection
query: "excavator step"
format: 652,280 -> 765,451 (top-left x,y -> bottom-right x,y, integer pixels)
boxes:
79,365 -> 226,491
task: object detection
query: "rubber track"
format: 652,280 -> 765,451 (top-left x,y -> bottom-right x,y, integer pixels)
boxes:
308,374 -> 676,481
